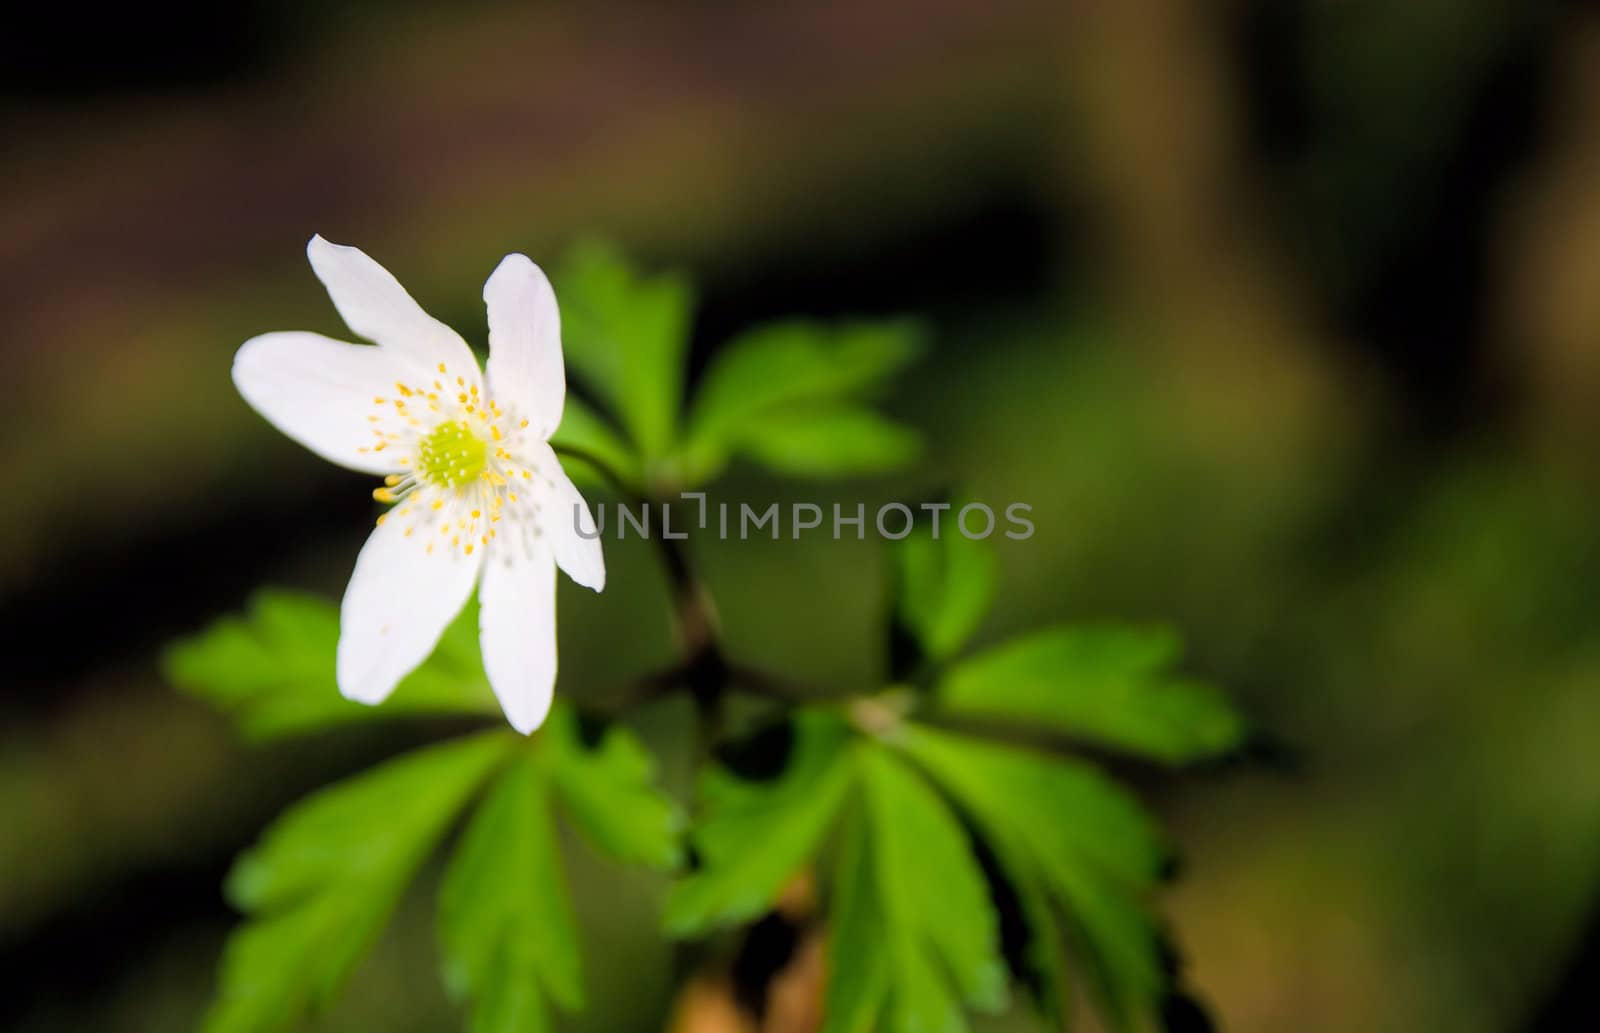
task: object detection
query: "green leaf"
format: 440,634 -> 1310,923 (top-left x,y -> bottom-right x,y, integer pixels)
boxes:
820,803 -> 891,1033
548,394 -> 643,491
733,404 -> 921,479
823,744 -> 1007,1033
664,711 -> 855,935
1050,864 -> 1162,1030
860,747 -> 1009,1028
205,733 -> 514,1033
899,727 -> 1162,884
435,709 -> 680,1031
556,240 -> 694,461
899,725 -> 1166,1028
547,707 -> 684,870
165,589 -> 497,740
938,625 -> 1245,764
682,319 -> 924,482
438,749 -> 580,1033
1002,846 -> 1073,1029
894,516 -> 997,665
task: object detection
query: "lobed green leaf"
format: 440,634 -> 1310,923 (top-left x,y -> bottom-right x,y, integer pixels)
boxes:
664,711 -> 855,936
681,319 -> 924,483
731,404 -> 921,479
938,625 -> 1245,764
165,589 -> 497,740
894,516 -> 997,666
547,707 -> 684,871
205,733 -> 515,1033
438,749 -> 580,1033
860,747 -> 1009,1028
899,725 -> 1166,1027
557,240 -> 694,462
820,803 -> 891,1033
821,742 -> 1008,1033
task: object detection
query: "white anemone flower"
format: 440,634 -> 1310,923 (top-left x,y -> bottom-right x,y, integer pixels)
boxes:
232,236 -> 605,733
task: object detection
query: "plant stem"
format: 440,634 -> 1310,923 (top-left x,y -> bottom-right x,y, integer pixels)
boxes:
552,444 -> 755,729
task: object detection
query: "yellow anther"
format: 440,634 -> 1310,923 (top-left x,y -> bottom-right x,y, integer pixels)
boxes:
438,363 -> 447,374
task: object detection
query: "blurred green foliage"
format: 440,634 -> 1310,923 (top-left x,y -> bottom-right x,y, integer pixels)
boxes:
436,712 -> 681,1033
939,627 -> 1243,766
550,241 -> 924,492
206,733 -> 514,1033
824,744 -> 1010,1033
178,578 -> 1236,1033
664,711 -> 856,937
893,514 -> 998,665
164,591 -> 498,740
203,708 -> 680,1033
439,747 -> 581,1033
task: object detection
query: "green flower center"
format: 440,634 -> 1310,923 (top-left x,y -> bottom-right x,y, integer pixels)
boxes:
418,420 -> 488,489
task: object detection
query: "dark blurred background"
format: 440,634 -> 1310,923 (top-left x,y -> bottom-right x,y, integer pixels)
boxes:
5,1 -> 1600,1030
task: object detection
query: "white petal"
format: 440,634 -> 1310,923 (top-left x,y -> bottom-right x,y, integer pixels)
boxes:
546,467 -> 607,592
478,541 -> 558,733
306,235 -> 481,383
483,253 -> 565,438
518,441 -> 606,591
233,331 -> 419,475
337,514 -> 482,705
